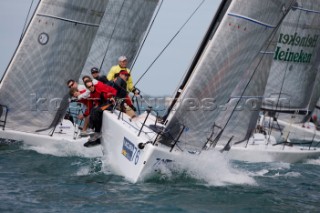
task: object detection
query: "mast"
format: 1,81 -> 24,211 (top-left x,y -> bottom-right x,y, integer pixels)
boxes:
162,0 -> 231,121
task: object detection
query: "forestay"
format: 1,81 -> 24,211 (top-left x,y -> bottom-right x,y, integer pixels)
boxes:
81,0 -> 160,75
0,0 -> 109,132
262,0 -> 320,114
158,0 -> 294,151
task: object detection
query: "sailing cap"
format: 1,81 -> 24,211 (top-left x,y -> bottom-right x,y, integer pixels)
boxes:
91,67 -> 99,73
118,55 -> 127,61
119,70 -> 130,76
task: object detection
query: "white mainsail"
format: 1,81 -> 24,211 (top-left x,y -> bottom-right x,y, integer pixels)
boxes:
81,0 -> 160,75
262,1 -> 320,116
0,0 -> 109,133
158,0 -> 295,151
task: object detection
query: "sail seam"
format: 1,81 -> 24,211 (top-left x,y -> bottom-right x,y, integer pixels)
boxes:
228,13 -> 276,28
37,14 -> 100,27
292,6 -> 320,15
260,51 -> 274,54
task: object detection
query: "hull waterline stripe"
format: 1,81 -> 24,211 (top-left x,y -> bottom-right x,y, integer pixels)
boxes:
37,14 -> 100,27
292,6 -> 320,15
228,13 -> 276,28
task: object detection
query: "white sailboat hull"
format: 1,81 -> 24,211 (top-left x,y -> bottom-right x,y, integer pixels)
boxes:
101,111 -> 320,182
277,120 -> 320,142
101,111 -> 181,183
0,119 -> 103,158
218,133 -> 320,163
262,116 -> 320,142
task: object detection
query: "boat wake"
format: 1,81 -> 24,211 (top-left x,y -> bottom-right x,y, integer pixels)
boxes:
304,157 -> 320,166
73,158 -> 103,176
241,161 -> 304,179
21,142 -> 103,158
143,150 -> 257,186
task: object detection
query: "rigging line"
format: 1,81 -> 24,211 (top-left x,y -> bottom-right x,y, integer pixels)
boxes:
205,0 -> 296,149
266,4 -> 303,140
98,0 -> 126,72
19,0 -> 35,43
305,51 -> 320,111
130,0 -> 164,72
162,0 -> 230,121
133,0 -> 206,87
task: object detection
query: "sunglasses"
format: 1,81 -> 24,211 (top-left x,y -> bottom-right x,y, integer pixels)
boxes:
86,84 -> 94,89
68,82 -> 74,88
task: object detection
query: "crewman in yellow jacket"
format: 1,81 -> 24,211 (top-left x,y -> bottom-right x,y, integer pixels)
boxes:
107,55 -> 139,95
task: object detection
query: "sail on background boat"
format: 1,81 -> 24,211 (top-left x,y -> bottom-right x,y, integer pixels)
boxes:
0,0 -> 109,132
262,0 -> 320,117
224,0 -> 320,142
81,0 -> 160,76
158,0 -> 295,151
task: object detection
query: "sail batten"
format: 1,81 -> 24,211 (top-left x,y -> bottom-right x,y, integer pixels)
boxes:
293,6 -> 320,14
37,14 -> 100,27
227,13 -> 277,28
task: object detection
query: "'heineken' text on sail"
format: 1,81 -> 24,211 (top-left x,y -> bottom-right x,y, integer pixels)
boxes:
273,33 -> 319,63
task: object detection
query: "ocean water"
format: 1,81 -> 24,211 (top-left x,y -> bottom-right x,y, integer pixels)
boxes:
1,141 -> 320,213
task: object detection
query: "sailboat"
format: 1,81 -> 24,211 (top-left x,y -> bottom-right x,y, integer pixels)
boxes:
0,0 -> 160,157
262,96 -> 320,143
216,0 -> 320,163
257,1 -> 320,144
100,0 -> 301,183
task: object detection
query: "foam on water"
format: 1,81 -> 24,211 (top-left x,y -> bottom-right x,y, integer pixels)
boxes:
74,158 -> 103,176
273,171 -> 301,178
76,166 -> 91,176
250,169 -> 270,177
154,150 -> 257,186
21,143 -> 102,158
22,144 -> 68,157
268,162 -> 291,171
282,172 -> 301,178
304,157 -> 320,165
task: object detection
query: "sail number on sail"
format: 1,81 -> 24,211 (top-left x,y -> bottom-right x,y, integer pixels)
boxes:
274,33 -> 319,63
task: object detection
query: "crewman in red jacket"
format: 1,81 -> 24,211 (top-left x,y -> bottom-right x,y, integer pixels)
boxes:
83,80 -> 117,147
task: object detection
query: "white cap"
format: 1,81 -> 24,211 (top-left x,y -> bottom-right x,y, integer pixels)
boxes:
118,55 -> 127,61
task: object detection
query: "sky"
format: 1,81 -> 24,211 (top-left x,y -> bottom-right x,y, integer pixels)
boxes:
0,0 -> 221,96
